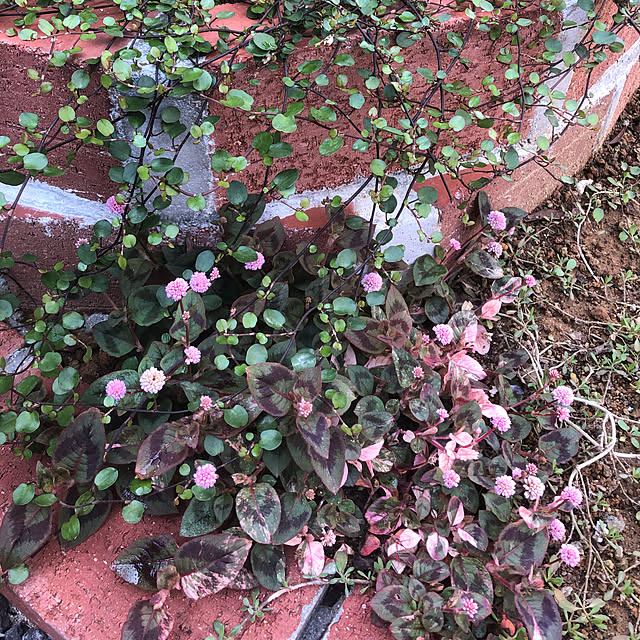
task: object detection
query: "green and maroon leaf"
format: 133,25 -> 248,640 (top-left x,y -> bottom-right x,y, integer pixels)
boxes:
344,317 -> 386,354
0,502 -> 53,570
420,593 -> 445,631
450,557 -> 494,602
413,558 -> 450,584
385,285 -> 410,319
135,419 -> 199,479
539,428 -> 580,463
370,586 -> 414,622
392,348 -> 421,388
228,567 -> 259,590
514,590 -> 562,640
52,408 -> 105,484
250,544 -> 285,591
180,494 -> 233,538
236,483 -> 281,544
121,596 -> 173,640
293,365 -> 322,399
169,291 -> 206,342
271,492 -> 312,545
254,218 -> 285,256
175,534 -> 252,599
111,535 -> 178,591
82,370 -> 144,410
309,428 -> 346,495
365,497 -> 403,535
297,411 -> 330,458
246,363 -> 295,417
495,521 -> 549,573
390,615 -> 430,640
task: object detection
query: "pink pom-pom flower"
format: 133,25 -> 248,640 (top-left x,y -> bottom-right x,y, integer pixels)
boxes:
106,195 -> 126,216
487,241 -> 503,257
495,475 -> 516,498
106,378 -> 127,402
460,597 -> 478,619
523,476 -> 545,501
189,272 -> 210,293
449,238 -> 461,251
362,272 -> 383,293
434,324 -> 454,345
559,543 -> 581,567
443,469 -> 460,489
297,398 -> 313,418
549,519 -> 566,541
184,346 -> 201,365
166,278 -> 189,302
552,385 -> 575,407
139,367 -> 166,394
193,463 -> 218,488
561,486 -> 583,508
200,395 -> 213,411
488,210 -> 507,231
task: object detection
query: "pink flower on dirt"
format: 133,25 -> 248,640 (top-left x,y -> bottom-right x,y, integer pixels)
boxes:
106,195 -> 126,216
487,241 -> 503,257
210,267 -> 220,281
140,367 -> 166,394
490,406 -> 511,433
524,274 -> 537,287
105,378 -> 126,402
193,463 -> 218,488
449,238 -> 461,251
443,469 -> 460,489
413,366 -> 424,380
549,519 -> 566,541
189,272 -> 210,293
561,486 -> 583,508
297,398 -> 313,418
75,237 -> 90,248
559,543 -> 581,567
495,475 -> 516,498
550,368 -> 561,381
434,324 -> 454,345
362,272 -> 383,293
245,252 -> 265,271
488,210 -> 507,231
166,278 -> 189,301
184,346 -> 201,365
553,385 -> 575,406
523,476 -> 545,501
557,406 -> 571,422
200,395 -> 213,411
460,597 -> 478,619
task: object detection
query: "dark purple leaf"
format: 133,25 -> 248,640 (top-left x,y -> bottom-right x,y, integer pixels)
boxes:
495,521 -> 549,573
0,502 -> 52,570
135,418 -> 199,479
52,408 -> 105,484
450,557 -> 494,602
539,428 -> 580,463
271,492 -> 311,545
111,535 -> 178,591
121,595 -> 173,640
254,218 -> 285,256
344,317 -> 386,354
465,249 -> 504,279
514,590 -> 562,640
293,365 -> 322,399
180,495 -> 233,538
309,428 -> 346,494
297,411 -> 330,458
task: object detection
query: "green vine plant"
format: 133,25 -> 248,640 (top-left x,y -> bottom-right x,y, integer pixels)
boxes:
0,0 -> 637,638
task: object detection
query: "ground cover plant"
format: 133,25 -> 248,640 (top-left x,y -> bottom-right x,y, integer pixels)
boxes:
0,0 -> 638,638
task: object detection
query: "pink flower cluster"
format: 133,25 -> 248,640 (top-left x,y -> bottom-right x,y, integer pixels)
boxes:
413,366 -> 424,380
449,238 -> 461,251
443,469 -> 460,489
491,409 -> 511,433
552,385 -> 575,407
200,395 -> 213,411
561,486 -> 583,508
487,241 -> 503,257
434,324 -> 454,345
140,367 -> 166,394
487,210 -> 507,231
549,519 -> 566,541
106,195 -> 126,216
193,463 -> 218,488
557,406 -> 571,422
184,346 -> 201,365
559,543 -> 581,567
459,597 -> 478,619
362,272 -> 383,293
495,475 -> 516,498
523,476 -> 545,501
245,252 -> 265,271
106,378 -> 127,402
166,268 -> 218,302
297,398 -> 313,418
